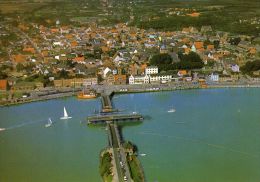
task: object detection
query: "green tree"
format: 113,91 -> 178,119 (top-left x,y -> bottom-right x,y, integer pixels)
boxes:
16,63 -> 25,72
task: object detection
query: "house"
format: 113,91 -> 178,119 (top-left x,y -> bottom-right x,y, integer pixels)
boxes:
106,73 -> 115,85
54,79 -> 84,88
194,41 -> 204,50
231,64 -> 239,72
73,56 -> 85,64
145,66 -> 158,75
12,82 -> 35,91
129,75 -> 149,84
177,70 -> 188,77
12,54 -> 27,64
0,80 -> 7,90
23,47 -> 35,54
114,74 -> 127,85
102,67 -> 111,78
83,77 -> 98,86
201,26 -> 212,33
128,63 -> 140,76
51,28 -> 60,33
187,12 -> 200,17
149,73 -> 172,83
35,82 -> 44,89
209,73 -> 219,82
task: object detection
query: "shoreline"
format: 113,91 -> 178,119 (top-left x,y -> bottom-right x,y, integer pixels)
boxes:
1,83 -> 260,107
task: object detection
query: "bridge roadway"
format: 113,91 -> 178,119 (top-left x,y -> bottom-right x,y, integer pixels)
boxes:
108,123 -> 132,182
96,92 -> 141,182
101,94 -> 113,112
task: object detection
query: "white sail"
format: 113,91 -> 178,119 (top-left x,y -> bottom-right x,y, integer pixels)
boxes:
64,107 -> 68,117
60,107 -> 72,120
45,118 -> 53,128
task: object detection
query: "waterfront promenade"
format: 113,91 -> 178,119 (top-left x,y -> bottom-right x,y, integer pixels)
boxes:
1,81 -> 260,107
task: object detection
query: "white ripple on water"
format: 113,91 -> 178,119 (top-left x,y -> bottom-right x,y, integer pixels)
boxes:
139,131 -> 259,158
0,119 -> 48,131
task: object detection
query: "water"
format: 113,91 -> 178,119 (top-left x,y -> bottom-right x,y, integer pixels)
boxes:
1,88 -> 260,182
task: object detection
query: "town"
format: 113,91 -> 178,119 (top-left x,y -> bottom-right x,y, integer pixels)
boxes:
1,1 -> 260,182
1,13 -> 260,105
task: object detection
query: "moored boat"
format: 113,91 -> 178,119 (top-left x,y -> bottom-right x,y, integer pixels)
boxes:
77,92 -> 97,99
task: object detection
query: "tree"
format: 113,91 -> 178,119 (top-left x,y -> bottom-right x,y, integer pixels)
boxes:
16,63 -> 25,72
241,60 -> 260,74
229,37 -> 241,45
150,53 -> 172,66
58,69 -> 69,79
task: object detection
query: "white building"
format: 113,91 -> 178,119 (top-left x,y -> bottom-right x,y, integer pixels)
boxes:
145,66 -> 158,75
209,73 -> 219,82
53,42 -> 62,46
129,75 -> 149,84
231,64 -> 240,72
103,67 -> 112,78
150,74 -> 172,83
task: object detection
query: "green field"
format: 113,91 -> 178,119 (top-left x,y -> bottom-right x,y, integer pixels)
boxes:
0,0 -> 259,35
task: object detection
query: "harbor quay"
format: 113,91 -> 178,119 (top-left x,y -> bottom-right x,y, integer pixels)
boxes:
1,81 -> 260,107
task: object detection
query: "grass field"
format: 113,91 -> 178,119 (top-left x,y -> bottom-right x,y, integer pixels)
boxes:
0,0 -> 259,35
0,2 -> 47,14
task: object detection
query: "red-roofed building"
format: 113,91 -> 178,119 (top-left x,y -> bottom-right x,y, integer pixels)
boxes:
23,47 -> 35,54
73,56 -> 85,64
194,41 -> 204,49
0,80 -> 7,90
12,54 -> 27,64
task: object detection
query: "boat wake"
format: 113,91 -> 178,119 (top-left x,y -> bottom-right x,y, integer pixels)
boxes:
139,131 -> 259,158
0,128 -> 6,131
1,119 -> 47,131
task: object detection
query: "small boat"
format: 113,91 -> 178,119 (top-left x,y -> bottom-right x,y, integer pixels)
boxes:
45,118 -> 53,128
60,107 -> 72,120
77,89 -> 96,99
132,111 -> 137,114
167,108 -> 176,113
0,128 -> 6,131
139,153 -> 146,156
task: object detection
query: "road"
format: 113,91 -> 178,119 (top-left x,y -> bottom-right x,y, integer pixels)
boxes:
109,123 -> 132,182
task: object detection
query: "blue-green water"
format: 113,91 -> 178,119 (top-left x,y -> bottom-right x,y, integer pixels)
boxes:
1,88 -> 260,182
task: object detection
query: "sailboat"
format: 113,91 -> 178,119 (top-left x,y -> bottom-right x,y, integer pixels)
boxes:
45,118 -> 53,128
167,106 -> 176,113
60,107 -> 72,120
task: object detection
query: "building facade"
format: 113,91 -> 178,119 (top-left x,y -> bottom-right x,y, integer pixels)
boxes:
145,66 -> 158,75
129,75 -> 149,84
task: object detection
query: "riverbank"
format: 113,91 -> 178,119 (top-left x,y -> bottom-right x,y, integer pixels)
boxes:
1,82 -> 260,107
93,82 -> 260,95
0,88 -> 81,107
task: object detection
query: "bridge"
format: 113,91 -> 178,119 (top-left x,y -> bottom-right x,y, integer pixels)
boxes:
108,123 -> 132,182
87,94 -> 143,124
88,91 -> 144,182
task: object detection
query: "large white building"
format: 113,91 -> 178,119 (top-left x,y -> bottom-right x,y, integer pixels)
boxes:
129,75 -> 150,84
129,74 -> 172,84
150,74 -> 172,83
145,66 -> 158,75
